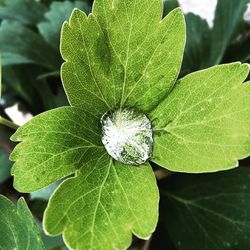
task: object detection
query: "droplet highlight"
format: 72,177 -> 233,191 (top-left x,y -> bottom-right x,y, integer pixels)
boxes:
101,108 -> 153,165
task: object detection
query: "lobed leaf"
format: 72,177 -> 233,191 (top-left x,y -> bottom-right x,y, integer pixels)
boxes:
44,154 -> 159,250
61,1 -> 185,116
150,63 -> 250,172
10,107 -> 104,192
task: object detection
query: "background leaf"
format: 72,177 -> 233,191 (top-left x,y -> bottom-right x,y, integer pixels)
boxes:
0,0 -> 47,25
157,167 -> 250,250
0,195 -> 45,249
38,0 -> 91,50
0,149 -> 12,183
182,0 -> 249,74
0,21 -> 60,69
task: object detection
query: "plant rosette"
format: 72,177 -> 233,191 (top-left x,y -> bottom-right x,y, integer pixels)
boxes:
10,0 -> 250,249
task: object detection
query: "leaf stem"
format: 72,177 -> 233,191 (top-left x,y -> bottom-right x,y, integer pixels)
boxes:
0,116 -> 19,130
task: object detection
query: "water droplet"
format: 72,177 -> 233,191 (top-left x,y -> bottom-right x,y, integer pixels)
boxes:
101,108 -> 153,165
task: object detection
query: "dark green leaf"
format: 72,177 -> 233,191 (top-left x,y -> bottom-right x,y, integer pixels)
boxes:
163,0 -> 179,17
0,149 -> 12,183
159,167 -> 250,250
0,0 -> 47,25
0,21 -> 60,69
38,0 -> 91,50
0,195 -> 45,250
182,0 -> 249,73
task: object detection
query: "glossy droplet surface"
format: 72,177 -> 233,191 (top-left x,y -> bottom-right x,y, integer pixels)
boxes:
101,108 -> 153,165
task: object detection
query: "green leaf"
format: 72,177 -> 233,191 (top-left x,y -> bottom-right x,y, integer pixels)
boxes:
38,1 -> 91,50
0,149 -> 12,183
159,167 -> 250,250
150,63 -> 250,172
0,0 -> 47,26
61,3 -> 185,116
10,106 -> 104,192
0,21 -> 60,69
44,154 -> 158,250
182,0 -> 249,73
0,195 -> 45,250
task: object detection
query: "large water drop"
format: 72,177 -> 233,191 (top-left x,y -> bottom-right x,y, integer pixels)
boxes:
101,108 -> 153,165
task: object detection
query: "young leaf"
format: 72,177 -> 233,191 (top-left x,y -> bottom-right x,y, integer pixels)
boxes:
0,195 -> 45,249
10,107 -> 104,192
44,154 -> 159,250
61,2 -> 185,116
159,167 -> 250,250
38,1 -> 91,50
150,63 -> 250,172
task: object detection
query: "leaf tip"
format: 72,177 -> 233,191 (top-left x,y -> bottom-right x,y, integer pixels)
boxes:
69,7 -> 87,25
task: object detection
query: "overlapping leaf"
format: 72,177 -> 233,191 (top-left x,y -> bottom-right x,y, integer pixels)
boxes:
150,63 -> 250,172
0,149 -> 12,183
61,1 -> 185,116
0,195 -> 45,250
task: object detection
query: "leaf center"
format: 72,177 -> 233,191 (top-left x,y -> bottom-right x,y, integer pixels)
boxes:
101,108 -> 153,165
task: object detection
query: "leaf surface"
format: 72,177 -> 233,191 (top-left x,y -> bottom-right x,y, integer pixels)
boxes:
0,195 -> 45,250
44,154 -> 159,250
150,63 -> 250,172
61,2 -> 185,116
158,168 -> 250,250
10,107 -> 104,192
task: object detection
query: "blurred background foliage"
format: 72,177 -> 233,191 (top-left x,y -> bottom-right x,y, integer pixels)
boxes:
1,0 -> 250,249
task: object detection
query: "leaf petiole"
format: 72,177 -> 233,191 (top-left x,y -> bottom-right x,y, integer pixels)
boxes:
0,116 -> 19,130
